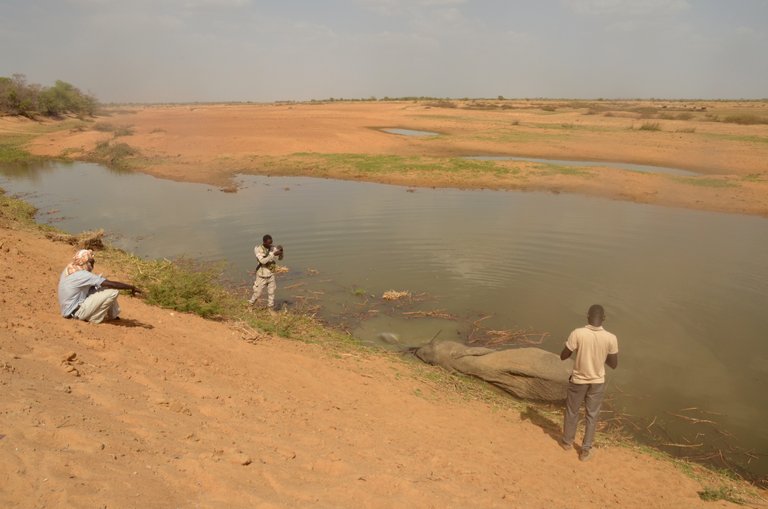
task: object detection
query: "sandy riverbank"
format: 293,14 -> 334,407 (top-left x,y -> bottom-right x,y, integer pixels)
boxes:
1,195 -> 762,507
8,99 -> 768,217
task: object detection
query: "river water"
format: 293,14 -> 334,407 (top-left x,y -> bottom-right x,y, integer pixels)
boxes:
2,160 -> 766,480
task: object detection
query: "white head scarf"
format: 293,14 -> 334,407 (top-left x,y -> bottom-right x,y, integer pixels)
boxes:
65,249 -> 95,275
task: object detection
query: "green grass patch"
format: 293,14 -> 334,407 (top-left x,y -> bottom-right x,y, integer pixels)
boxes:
698,486 -> 744,504
701,132 -> 768,145
124,256 -> 230,319
533,163 -> 590,177
0,118 -> 91,164
469,128 -> 568,143
287,152 -> 509,177
674,177 -> 738,188
0,187 -> 39,226
0,133 -> 46,165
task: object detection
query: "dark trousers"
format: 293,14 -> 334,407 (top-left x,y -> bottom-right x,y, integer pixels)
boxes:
562,381 -> 606,451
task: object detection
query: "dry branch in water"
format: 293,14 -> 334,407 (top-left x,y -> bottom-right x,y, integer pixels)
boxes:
402,310 -> 457,320
45,229 -> 105,250
660,442 -> 704,448
382,290 -> 411,301
468,324 -> 549,347
666,412 -> 718,425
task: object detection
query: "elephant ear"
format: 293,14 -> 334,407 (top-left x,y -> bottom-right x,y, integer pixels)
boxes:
454,346 -> 495,358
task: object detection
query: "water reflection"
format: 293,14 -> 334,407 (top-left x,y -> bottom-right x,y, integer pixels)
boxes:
1,161 -> 766,479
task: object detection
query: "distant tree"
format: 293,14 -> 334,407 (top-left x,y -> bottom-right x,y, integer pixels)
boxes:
38,80 -> 97,116
0,74 -> 98,118
0,74 -> 40,117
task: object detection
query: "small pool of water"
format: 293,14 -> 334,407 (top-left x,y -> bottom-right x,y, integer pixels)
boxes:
381,128 -> 439,137
465,155 -> 700,176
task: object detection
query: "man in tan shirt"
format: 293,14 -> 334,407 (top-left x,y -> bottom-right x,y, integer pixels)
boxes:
559,304 -> 619,461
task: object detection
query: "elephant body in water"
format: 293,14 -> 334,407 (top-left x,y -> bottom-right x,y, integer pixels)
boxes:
415,341 -> 572,401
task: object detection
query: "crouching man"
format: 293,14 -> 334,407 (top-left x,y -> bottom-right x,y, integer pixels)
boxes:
58,249 -> 140,323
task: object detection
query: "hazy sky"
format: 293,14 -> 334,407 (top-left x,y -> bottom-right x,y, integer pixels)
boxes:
1,0 -> 766,102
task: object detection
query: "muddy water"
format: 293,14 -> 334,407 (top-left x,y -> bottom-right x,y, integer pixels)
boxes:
2,161 -> 767,479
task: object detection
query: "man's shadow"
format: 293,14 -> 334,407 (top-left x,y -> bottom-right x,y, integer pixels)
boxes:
106,318 -> 154,329
520,406 -> 562,444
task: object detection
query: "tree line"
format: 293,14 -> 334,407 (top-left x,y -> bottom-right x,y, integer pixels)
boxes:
0,74 -> 98,118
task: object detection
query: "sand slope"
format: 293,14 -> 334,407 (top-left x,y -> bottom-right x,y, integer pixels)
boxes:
0,223 -> 752,507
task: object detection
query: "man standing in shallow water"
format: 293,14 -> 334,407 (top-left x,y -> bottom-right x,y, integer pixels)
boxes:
248,234 -> 283,314
559,304 -> 619,462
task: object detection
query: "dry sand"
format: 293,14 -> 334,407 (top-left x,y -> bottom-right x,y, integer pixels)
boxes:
0,206 -> 760,508
16,100 -> 768,217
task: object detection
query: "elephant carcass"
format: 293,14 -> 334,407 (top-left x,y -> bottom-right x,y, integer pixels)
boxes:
415,340 -> 571,401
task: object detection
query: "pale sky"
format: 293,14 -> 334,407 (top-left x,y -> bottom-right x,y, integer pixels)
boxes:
1,0 -> 766,103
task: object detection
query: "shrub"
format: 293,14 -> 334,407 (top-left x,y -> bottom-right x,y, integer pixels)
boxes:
425,100 -> 457,109
722,114 -> 768,125
93,122 -> 116,132
632,106 -> 658,118
113,126 -> 134,137
88,141 -> 138,168
638,122 -> 661,131
697,486 -> 742,504
131,258 -> 230,319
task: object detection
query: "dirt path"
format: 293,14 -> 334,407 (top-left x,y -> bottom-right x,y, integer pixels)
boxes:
11,100 -> 768,217
0,217 -> 757,507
